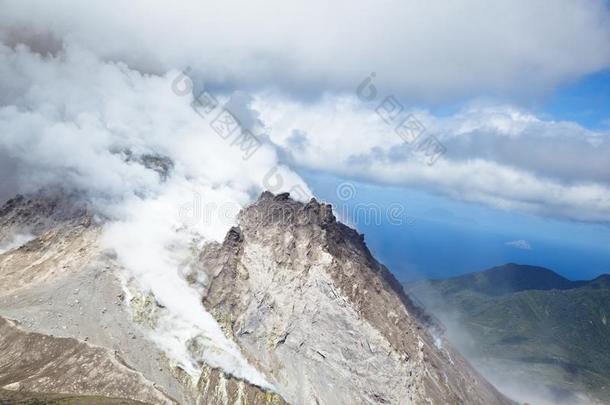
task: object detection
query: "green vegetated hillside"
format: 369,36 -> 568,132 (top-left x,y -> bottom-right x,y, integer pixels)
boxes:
405,263 -> 610,404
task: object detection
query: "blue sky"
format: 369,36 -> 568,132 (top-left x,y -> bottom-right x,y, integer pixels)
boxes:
543,69 -> 610,130
428,68 -> 610,130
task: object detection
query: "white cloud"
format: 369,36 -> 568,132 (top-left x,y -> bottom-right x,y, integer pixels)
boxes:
505,240 -> 533,250
2,2 -> 608,226
255,95 -> 610,223
0,0 -> 609,102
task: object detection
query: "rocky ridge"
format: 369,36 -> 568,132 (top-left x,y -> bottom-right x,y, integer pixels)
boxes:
0,191 -> 516,404
190,191 -> 515,404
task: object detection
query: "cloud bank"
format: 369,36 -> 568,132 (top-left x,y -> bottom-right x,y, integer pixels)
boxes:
255,95 -> 610,223
1,1 -> 609,225
1,0 -> 609,102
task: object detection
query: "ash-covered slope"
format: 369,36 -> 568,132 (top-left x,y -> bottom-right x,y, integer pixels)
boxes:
0,193 -> 286,405
191,192 -> 514,405
0,316 -> 168,404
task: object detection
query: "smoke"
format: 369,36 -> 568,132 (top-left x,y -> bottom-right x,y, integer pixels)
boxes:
478,363 -> 595,405
0,42 -> 310,385
0,232 -> 34,255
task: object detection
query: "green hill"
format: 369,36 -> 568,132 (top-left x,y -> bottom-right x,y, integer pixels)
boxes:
405,264 -> 610,404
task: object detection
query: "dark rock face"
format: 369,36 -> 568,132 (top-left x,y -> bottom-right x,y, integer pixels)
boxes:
118,149 -> 175,181
0,191 -> 91,242
193,191 -> 515,405
140,154 -> 175,181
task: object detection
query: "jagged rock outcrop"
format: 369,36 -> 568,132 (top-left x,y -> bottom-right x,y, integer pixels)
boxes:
195,365 -> 287,405
194,192 -> 515,405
